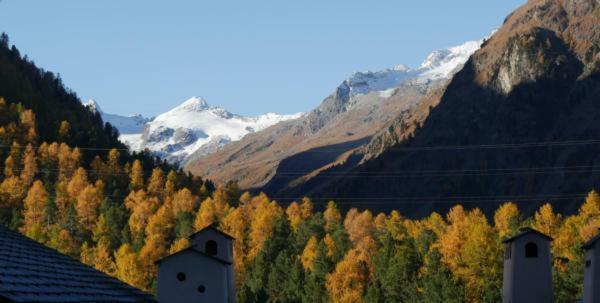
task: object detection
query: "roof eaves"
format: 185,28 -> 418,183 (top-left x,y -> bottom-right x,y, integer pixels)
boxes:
155,247 -> 233,265
502,227 -> 553,243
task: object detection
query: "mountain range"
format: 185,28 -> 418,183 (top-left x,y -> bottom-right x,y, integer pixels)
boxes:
93,36 -> 484,170
184,36 -> 485,193
92,0 -> 599,218
86,97 -> 302,164
262,0 -> 600,217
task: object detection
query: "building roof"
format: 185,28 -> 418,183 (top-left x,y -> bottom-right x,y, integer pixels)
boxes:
502,227 -> 553,243
189,224 -> 235,240
0,225 -> 155,303
155,247 -> 232,266
582,230 -> 600,250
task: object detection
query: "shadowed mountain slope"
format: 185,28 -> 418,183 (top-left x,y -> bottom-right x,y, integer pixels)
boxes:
296,0 -> 600,217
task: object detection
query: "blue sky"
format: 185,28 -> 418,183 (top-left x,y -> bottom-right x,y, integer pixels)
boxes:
0,0 -> 523,117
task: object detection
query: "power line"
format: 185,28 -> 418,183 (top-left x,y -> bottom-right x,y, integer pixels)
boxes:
275,139 -> 600,153
3,164 -> 600,179
1,138 -> 600,153
276,164 -> 600,174
0,143 -> 132,152
268,193 -> 589,205
1,166 -> 182,177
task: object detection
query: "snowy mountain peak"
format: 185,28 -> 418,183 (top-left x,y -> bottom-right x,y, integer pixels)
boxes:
90,96 -> 303,165
84,99 -> 102,113
173,96 -> 210,112
391,64 -> 410,72
416,39 -> 483,80
340,38 -> 483,98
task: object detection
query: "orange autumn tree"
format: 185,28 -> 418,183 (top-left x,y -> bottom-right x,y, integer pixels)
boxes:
21,180 -> 48,241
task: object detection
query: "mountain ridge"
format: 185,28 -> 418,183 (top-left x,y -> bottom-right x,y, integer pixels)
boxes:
296,0 -> 600,217
185,37 -> 486,190
88,96 -> 302,164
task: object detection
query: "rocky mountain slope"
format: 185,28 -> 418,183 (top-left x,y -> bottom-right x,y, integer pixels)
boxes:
296,0 -> 600,217
87,97 -> 301,164
185,38 -> 485,190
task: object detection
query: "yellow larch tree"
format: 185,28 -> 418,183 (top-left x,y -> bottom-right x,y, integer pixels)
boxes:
76,184 -> 104,231
324,201 -> 342,232
344,209 -> 374,246
20,144 -> 37,186
20,109 -> 37,142
300,236 -> 318,272
323,233 -> 337,258
126,190 -> 160,236
532,203 -> 562,237
4,155 -> 16,177
58,120 -> 70,141
48,228 -> 79,258
146,168 -> 165,198
172,188 -> 197,215
438,205 -> 467,272
0,176 -> 25,209
67,167 -> 89,202
248,195 -> 283,260
456,208 -> 503,301
92,214 -> 111,244
129,159 -> 144,191
221,206 -> 250,289
286,202 -> 302,232
194,197 -> 218,230
165,170 -> 178,197
493,202 -> 521,239
21,180 -> 48,241
114,244 -> 146,290
54,180 -> 70,217
145,203 -> 176,243
326,249 -> 369,303
93,239 -> 117,276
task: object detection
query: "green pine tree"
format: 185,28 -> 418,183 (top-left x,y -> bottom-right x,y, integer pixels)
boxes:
421,248 -> 465,303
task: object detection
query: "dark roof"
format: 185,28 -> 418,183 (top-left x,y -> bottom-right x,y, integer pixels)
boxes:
189,224 -> 235,240
155,247 -> 232,265
502,227 -> 553,243
0,226 -> 155,303
582,231 -> 600,250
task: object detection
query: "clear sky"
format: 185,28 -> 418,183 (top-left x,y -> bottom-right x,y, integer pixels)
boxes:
0,0 -> 524,117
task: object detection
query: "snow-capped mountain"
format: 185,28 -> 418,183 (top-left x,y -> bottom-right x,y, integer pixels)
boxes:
416,39 -> 483,80
90,36 -> 483,168
186,35 -> 488,190
342,37 -> 484,97
139,96 -> 302,163
86,97 -> 302,165
85,100 -> 150,134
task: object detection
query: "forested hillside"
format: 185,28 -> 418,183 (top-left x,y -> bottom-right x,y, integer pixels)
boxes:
0,33 -> 220,291
2,89 -> 598,302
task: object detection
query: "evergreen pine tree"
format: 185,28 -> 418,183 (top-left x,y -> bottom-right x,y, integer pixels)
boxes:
421,249 -> 465,303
